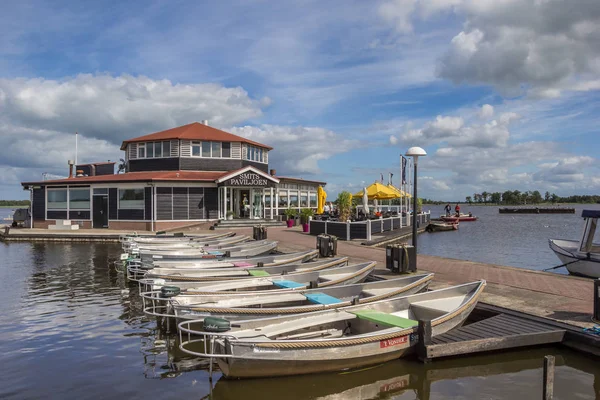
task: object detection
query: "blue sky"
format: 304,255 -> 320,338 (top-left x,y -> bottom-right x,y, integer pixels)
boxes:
0,0 -> 599,200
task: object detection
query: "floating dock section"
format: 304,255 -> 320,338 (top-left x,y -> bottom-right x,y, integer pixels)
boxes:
499,207 -> 575,214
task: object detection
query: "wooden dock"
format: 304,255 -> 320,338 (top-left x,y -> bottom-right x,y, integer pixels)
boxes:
419,313 -> 566,362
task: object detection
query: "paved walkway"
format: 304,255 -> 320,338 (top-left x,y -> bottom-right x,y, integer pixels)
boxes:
239,226 -> 595,328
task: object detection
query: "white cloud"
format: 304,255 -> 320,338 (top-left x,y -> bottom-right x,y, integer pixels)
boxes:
389,135 -> 399,145
230,125 -> 358,176
478,104 -> 494,119
0,74 -> 266,145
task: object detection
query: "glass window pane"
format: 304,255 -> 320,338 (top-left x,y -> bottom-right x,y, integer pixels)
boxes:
93,188 -> 108,195
259,149 -> 263,162
300,193 -> 308,207
119,189 -> 144,209
154,142 -> 162,158
192,144 -> 200,157
290,192 -> 299,207
69,188 -> 90,209
202,142 -> 211,157
163,141 -> 171,157
310,193 -> 317,207
47,189 -> 68,209
211,142 -> 221,158
147,142 -> 154,158
264,195 -> 271,207
222,142 -> 231,158
278,191 -> 288,207
138,144 -> 145,158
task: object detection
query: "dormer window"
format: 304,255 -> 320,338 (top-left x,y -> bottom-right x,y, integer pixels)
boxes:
246,145 -> 266,163
191,141 -> 224,158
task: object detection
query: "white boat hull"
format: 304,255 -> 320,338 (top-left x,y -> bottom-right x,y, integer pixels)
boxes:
549,239 -> 600,278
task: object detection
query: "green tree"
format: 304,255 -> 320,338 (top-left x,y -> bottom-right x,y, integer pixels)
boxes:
490,192 -> 501,204
550,193 -> 558,204
466,196 -> 472,204
481,191 -> 488,204
531,190 -> 543,204
544,191 -> 550,202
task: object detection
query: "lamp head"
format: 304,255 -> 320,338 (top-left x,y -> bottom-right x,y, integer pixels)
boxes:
405,147 -> 427,165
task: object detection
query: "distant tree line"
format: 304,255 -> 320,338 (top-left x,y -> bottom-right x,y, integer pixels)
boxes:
0,200 -> 31,206
465,191 -> 600,205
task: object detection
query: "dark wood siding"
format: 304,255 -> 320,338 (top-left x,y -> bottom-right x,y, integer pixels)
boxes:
204,188 -> 218,219
157,187 -> 173,220
144,187 -> 153,220
242,160 -> 268,173
309,220 -> 326,235
47,211 -> 67,219
118,209 -> 144,220
32,188 -> 45,220
383,219 -> 392,231
129,158 -> 179,172
109,188 -> 118,219
393,218 -> 401,229
95,164 -> 115,175
326,222 -> 347,238
180,157 -> 242,172
173,187 -> 188,220
189,187 -> 205,219
370,220 -> 382,234
69,210 -> 90,220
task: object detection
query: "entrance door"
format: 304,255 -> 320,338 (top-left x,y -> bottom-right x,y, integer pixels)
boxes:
239,190 -> 250,218
93,195 -> 108,228
252,189 -> 263,219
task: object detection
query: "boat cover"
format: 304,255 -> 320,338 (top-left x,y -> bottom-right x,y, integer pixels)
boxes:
350,310 -> 417,328
273,280 -> 306,289
304,292 -> 342,305
248,270 -> 270,277
582,210 -> 600,218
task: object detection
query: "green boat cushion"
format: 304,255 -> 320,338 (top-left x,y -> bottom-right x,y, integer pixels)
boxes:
304,292 -> 342,305
248,270 -> 270,277
273,280 -> 305,289
350,310 -> 418,329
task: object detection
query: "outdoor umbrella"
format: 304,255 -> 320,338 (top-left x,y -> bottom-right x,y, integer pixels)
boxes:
362,187 -> 369,215
353,182 -> 399,200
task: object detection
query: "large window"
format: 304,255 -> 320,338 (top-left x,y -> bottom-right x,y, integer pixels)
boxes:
290,192 -> 299,207
211,142 -> 221,158
69,188 -> 90,209
192,141 -> 201,157
138,144 -> 146,158
47,189 -> 68,209
309,193 -> 317,207
154,142 -> 162,158
202,142 -> 211,157
246,145 -> 266,163
300,192 -> 308,207
190,141 -> 225,158
278,191 -> 288,207
222,142 -> 231,158
119,189 -> 144,209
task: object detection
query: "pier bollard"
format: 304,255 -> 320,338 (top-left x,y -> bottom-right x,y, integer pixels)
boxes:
543,355 -> 555,400
417,320 -> 432,363
594,280 -> 600,323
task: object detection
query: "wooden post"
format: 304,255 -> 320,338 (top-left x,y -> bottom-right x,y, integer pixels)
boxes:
543,355 -> 555,400
417,320 -> 432,363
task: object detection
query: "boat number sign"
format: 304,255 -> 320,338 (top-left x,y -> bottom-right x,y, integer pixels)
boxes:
224,172 -> 273,187
379,335 -> 408,348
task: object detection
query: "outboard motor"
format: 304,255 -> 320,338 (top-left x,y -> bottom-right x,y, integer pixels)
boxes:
203,317 -> 232,332
160,286 -> 181,298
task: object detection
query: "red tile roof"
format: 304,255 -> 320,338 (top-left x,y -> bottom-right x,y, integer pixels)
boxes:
120,122 -> 273,150
22,170 -> 227,186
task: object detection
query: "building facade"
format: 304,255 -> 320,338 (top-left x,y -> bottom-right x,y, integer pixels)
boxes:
21,122 -> 326,231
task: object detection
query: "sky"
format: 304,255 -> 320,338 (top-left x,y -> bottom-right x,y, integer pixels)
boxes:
0,0 -> 599,201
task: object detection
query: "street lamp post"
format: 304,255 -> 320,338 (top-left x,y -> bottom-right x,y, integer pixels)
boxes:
405,147 -> 427,251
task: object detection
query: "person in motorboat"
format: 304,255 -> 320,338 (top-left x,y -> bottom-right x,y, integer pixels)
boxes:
455,203 -> 461,217
444,203 -> 451,216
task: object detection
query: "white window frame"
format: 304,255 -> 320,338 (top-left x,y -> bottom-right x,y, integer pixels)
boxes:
138,143 -> 146,159
47,188 -> 68,210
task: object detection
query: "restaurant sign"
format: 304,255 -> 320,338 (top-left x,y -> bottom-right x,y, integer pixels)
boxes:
222,172 -> 276,187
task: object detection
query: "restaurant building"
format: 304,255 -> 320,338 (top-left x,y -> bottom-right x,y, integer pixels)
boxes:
21,122 -> 326,231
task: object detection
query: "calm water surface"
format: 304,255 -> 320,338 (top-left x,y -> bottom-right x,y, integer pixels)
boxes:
417,204 -> 600,273
2,207 -> 600,399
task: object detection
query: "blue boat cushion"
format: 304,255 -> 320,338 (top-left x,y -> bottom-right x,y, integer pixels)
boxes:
349,310 -> 418,329
304,292 -> 342,305
273,280 -> 306,289
208,251 -> 224,256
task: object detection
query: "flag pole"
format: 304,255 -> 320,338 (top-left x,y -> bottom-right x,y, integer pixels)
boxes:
75,132 -> 78,165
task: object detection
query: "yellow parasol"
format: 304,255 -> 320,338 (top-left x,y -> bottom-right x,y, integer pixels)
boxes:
353,182 -> 401,200
387,184 -> 411,198
317,186 -> 327,214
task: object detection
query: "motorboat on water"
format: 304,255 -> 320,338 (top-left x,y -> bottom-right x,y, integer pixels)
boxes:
440,213 -> 477,222
178,280 -> 486,378
426,221 -> 458,232
549,209 -> 600,278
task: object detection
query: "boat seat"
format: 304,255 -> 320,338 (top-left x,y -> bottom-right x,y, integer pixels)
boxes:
248,270 -> 270,277
304,292 -> 342,305
273,280 -> 306,289
409,304 -> 447,320
233,262 -> 255,268
350,310 -> 418,329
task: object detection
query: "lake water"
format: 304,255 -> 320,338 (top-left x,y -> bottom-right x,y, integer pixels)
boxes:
417,204 -> 600,273
2,206 -> 600,399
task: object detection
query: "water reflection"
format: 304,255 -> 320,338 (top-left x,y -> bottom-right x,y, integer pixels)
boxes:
1,242 -> 600,400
